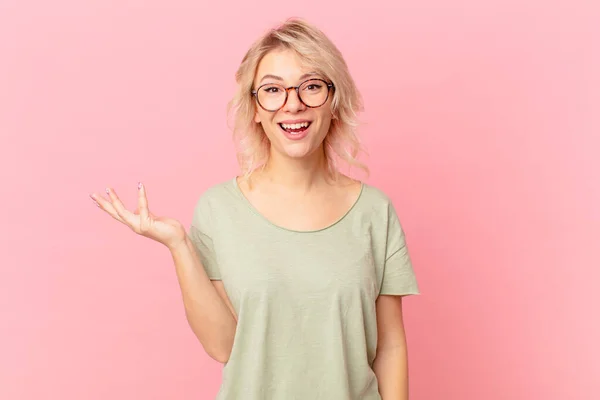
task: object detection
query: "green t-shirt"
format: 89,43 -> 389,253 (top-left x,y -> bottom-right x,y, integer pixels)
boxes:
189,178 -> 419,400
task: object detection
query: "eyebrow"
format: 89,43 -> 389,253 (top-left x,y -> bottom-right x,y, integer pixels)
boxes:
259,72 -> 319,83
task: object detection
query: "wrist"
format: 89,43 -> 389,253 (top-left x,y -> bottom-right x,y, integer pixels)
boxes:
166,235 -> 189,254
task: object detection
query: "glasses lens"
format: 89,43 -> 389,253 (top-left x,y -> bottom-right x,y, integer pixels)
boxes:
257,84 -> 286,111
299,79 -> 329,107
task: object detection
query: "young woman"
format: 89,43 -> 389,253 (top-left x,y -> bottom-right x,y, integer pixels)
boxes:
90,18 -> 419,400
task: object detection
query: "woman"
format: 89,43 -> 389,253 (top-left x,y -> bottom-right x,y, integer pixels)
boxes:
90,18 -> 419,400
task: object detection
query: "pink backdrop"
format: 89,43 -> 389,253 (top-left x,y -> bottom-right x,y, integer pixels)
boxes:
1,1 -> 598,399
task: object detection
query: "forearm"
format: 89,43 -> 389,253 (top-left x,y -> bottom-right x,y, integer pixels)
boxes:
169,236 -> 237,363
373,345 -> 410,400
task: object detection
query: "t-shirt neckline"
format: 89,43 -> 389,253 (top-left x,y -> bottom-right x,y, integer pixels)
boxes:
231,176 -> 365,234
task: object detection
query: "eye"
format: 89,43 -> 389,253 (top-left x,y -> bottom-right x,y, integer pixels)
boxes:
262,86 -> 281,94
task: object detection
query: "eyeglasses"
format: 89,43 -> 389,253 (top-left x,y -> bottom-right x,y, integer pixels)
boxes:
251,78 -> 334,112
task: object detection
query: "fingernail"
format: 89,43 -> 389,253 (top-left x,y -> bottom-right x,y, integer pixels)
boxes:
105,188 -> 110,194
89,194 -> 95,200
138,182 -> 142,190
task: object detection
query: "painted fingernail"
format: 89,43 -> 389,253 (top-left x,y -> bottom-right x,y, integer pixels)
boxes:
138,182 -> 142,190
89,194 -> 100,207
105,188 -> 110,194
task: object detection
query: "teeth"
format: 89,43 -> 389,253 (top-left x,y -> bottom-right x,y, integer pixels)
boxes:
281,122 -> 309,130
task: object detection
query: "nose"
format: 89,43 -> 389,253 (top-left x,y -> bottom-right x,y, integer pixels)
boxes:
282,87 -> 306,113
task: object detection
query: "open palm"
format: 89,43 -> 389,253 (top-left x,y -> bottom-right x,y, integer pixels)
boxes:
90,182 -> 186,249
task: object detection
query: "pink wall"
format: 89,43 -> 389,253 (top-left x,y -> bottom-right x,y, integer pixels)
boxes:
1,1 -> 598,399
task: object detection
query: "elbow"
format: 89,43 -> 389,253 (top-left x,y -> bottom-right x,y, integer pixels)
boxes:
204,344 -> 231,364
211,350 -> 230,364
198,330 -> 234,364
185,314 -> 236,364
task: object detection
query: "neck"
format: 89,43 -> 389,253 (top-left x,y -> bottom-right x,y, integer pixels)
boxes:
259,145 -> 331,192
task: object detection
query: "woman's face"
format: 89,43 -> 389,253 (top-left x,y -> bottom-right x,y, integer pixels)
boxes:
253,49 -> 334,161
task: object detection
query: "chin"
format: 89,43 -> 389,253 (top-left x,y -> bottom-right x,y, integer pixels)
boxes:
266,128 -> 327,160
282,144 -> 315,159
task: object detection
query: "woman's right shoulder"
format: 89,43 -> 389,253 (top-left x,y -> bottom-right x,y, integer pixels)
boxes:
193,177 -> 240,210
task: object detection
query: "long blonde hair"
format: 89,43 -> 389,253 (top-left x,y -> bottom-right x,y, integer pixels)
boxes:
227,18 -> 368,181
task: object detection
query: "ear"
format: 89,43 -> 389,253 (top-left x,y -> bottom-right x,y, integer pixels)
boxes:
254,110 -> 261,124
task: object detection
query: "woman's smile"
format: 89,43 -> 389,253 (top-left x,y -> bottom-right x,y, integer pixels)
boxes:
277,119 -> 312,140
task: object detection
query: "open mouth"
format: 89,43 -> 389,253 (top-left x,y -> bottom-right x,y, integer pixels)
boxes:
278,121 -> 312,135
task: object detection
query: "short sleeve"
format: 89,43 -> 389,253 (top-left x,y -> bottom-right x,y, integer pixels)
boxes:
379,202 -> 420,296
188,194 -> 221,280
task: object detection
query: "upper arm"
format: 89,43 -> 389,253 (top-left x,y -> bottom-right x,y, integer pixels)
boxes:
378,201 -> 420,296
375,295 -> 407,351
211,280 -> 237,322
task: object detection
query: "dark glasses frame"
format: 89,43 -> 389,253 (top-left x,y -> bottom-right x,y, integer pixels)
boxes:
251,78 -> 335,112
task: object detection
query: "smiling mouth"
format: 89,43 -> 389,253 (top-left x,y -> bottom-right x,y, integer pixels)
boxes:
278,121 -> 312,134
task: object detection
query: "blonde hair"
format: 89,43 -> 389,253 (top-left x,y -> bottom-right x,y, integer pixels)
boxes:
227,18 -> 368,181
